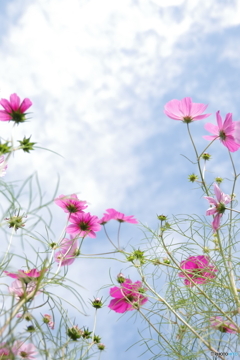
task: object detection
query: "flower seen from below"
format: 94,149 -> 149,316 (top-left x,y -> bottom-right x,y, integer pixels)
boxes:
54,236 -> 79,266
13,341 -> 37,359
204,183 -> 231,231
0,93 -> 32,123
55,194 -> 88,214
178,255 -> 217,286
203,111 -> 240,152
108,279 -> 148,313
164,97 -> 210,123
0,155 -> 7,177
66,212 -> 101,238
99,208 -> 138,224
4,268 -> 44,281
210,316 -> 238,334
9,280 -> 39,300
43,314 -> 54,329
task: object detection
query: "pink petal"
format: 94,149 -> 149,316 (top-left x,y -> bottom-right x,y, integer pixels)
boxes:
216,111 -> 223,129
203,135 -> 218,141
0,99 -> 12,113
212,214 -> 221,231
234,121 -> 240,144
190,102 -> 208,117
213,184 -> 222,203
9,94 -> 20,111
193,113 -> 211,120
204,123 -> 219,135
19,98 -> 33,113
179,97 -> 192,116
108,298 -> 132,313
164,99 -> 183,120
222,137 -> 240,152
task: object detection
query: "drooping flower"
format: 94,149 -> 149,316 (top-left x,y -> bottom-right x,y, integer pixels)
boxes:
204,183 -> 231,231
9,280 -> 39,300
164,97 -> 210,123
99,208 -> 138,224
0,155 -> 7,177
210,316 -> 238,334
43,314 -> 54,330
54,236 -> 79,266
108,279 -> 148,313
4,268 -> 44,281
12,341 -> 37,359
66,212 -> 101,238
0,93 -> 32,123
178,255 -> 217,287
203,111 -> 240,152
54,194 -> 88,214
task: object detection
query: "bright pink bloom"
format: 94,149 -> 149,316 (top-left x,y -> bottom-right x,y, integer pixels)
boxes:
54,236 -> 79,266
204,183 -> 231,231
0,343 -> 11,359
9,280 -> 39,300
164,97 -> 210,123
66,212 -> 101,238
203,111 -> 240,152
108,279 -> 148,313
4,268 -> 43,280
13,341 -> 37,359
54,194 -> 88,214
0,156 -> 7,177
210,316 -> 238,334
43,314 -> 54,329
0,93 -> 32,123
178,255 -> 217,286
99,208 -> 138,224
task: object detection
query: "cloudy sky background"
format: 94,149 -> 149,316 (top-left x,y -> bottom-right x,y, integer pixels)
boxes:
1,0 -> 240,359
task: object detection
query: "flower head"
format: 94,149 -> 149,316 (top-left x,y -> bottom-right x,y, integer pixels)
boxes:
0,93 -> 32,123
203,111 -> 240,152
66,212 -> 101,238
9,280 -> 39,300
4,268 -> 43,281
0,155 -> 7,177
0,343 -> 11,359
204,183 -> 231,231
54,236 -> 79,266
55,194 -> 88,214
99,208 -> 138,224
178,255 -> 217,286
43,314 -> 54,329
108,279 -> 148,313
13,341 -> 37,359
164,97 -> 210,123
210,316 -> 238,334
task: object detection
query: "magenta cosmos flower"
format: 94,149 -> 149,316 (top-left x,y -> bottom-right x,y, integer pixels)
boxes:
55,194 -> 88,215
66,212 -> 101,238
0,93 -> 32,123
210,316 -> 238,334
0,156 -> 7,177
4,268 -> 44,280
54,236 -> 79,266
13,341 -> 37,359
164,97 -> 210,123
178,255 -> 217,286
204,183 -> 231,231
203,111 -> 240,152
108,279 -> 148,313
9,280 -> 39,300
99,208 -> 138,224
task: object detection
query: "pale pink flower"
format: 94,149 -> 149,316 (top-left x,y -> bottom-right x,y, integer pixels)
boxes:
0,342 -> 11,359
66,212 -> 101,238
43,314 -> 54,330
13,341 -> 37,359
203,111 -> 240,152
0,93 -> 32,123
108,279 -> 148,313
164,97 -> 210,123
178,255 -> 217,286
9,280 -> 39,300
210,316 -> 238,334
4,268 -> 43,280
0,155 -> 7,177
99,208 -> 138,224
54,236 -> 79,266
204,183 -> 231,231
55,194 -> 88,214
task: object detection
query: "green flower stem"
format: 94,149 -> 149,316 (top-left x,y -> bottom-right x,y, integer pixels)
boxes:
198,138 -> 217,159
103,225 -> 119,250
0,227 -> 14,267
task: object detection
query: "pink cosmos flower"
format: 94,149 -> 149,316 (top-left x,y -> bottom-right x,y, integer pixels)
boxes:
178,255 -> 217,286
4,268 -> 43,280
9,280 -> 39,300
203,111 -> 240,152
108,279 -> 148,313
164,97 -> 210,123
66,212 -> 101,238
0,93 -> 32,123
55,194 -> 88,214
43,314 -> 54,330
99,208 -> 138,224
0,343 -> 11,359
13,341 -> 37,359
54,236 -> 79,266
0,155 -> 7,177
210,316 -> 238,334
204,183 -> 231,231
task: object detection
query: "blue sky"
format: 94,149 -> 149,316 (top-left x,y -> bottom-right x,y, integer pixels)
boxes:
1,0 -> 240,359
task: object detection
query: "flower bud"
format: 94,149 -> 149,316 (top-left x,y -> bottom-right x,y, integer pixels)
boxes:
67,325 -> 83,341
5,213 -> 26,231
93,335 -> 101,344
97,343 -> 105,351
157,214 -> 167,221
117,273 -> 125,284
202,153 -> 211,161
188,174 -> 198,182
92,298 -> 103,309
